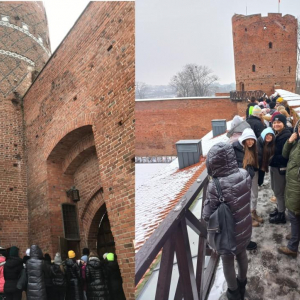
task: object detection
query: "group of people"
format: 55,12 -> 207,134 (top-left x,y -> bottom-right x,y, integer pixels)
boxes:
0,245 -> 126,300
203,92 -> 300,300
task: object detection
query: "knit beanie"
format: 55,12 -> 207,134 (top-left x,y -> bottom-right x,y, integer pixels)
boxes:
81,255 -> 88,263
107,253 -> 114,261
26,248 -> 30,256
261,127 -> 275,141
9,246 -> 19,257
230,115 -> 243,129
270,111 -> 281,123
103,253 -> 108,260
82,248 -> 90,256
252,105 -> 262,117
276,97 -> 283,103
272,114 -> 286,127
68,250 -> 76,259
238,128 -> 257,146
54,253 -> 62,265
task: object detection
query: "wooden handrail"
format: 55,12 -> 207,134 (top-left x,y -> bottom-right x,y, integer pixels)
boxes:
135,168 -> 220,300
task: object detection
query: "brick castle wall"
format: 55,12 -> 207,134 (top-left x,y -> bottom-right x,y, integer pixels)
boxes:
0,2 -> 50,253
136,97 -> 238,156
232,13 -> 297,96
23,3 -> 135,299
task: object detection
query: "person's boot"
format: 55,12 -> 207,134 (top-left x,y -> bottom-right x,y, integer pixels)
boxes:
252,210 -> 264,223
269,208 -> 278,218
237,278 -> 247,300
226,287 -> 241,300
278,246 -> 297,258
246,241 -> 257,251
269,212 -> 286,224
252,219 -> 260,227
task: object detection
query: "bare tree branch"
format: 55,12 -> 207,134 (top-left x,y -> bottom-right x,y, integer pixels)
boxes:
170,63 -> 219,97
135,82 -> 148,99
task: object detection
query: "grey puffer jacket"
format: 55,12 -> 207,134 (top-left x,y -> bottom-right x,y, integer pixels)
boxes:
26,245 -> 48,300
203,142 -> 252,255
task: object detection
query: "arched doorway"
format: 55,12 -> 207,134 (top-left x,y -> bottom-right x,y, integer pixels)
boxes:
88,203 -> 115,257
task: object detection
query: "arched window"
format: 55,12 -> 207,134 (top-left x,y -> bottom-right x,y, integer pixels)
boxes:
252,65 -> 256,72
269,42 -> 273,49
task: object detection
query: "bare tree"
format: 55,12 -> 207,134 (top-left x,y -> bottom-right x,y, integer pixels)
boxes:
170,64 -> 219,97
135,81 -> 148,99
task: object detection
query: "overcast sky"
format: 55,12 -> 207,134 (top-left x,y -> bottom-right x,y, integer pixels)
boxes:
136,0 -> 300,86
44,0 -> 89,52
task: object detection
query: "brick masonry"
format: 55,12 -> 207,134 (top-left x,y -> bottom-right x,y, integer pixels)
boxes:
232,13 -> 297,96
136,98 -> 239,156
0,2 -> 50,254
22,2 -> 134,299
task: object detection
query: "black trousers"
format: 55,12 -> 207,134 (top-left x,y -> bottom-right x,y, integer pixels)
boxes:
4,290 -> 22,300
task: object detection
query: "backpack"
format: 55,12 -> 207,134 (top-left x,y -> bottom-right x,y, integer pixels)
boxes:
207,177 -> 236,255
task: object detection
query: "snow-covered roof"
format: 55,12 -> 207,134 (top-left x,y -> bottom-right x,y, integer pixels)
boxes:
275,89 -> 300,118
135,119 -> 234,252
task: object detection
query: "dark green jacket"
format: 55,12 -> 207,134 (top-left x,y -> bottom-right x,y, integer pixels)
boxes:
283,139 -> 300,215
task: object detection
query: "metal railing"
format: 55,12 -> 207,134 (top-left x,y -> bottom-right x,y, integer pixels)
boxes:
135,169 -> 219,300
230,90 -> 264,101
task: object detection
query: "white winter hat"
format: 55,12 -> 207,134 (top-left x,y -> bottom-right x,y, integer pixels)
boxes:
103,253 -> 108,260
230,115 -> 244,129
238,128 -> 257,146
26,248 -> 30,256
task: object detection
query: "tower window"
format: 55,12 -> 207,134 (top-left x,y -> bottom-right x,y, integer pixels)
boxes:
269,42 -> 272,49
245,28 -> 247,32
289,66 -> 291,73
252,65 -> 256,72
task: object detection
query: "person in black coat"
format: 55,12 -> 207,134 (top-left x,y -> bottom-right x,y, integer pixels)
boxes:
104,253 -> 125,300
246,105 -> 266,138
86,252 -> 109,300
43,253 -> 54,300
4,246 -> 23,300
269,114 -> 292,224
51,253 -> 66,300
26,245 -> 48,300
65,250 -> 84,300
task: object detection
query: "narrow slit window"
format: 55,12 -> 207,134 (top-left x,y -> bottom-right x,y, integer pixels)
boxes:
289,66 -> 291,73
252,65 -> 256,72
269,42 -> 272,49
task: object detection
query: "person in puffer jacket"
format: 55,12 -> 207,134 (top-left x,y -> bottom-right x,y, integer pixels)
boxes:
277,119 -> 300,257
26,245 -> 48,300
233,128 -> 263,228
4,246 -> 23,300
51,253 -> 66,300
104,253 -> 126,300
86,252 -> 109,300
0,254 -> 6,294
203,142 -> 252,300
65,250 -> 83,300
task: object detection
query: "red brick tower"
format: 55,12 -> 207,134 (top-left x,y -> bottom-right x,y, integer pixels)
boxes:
0,2 -> 50,252
232,13 -> 297,96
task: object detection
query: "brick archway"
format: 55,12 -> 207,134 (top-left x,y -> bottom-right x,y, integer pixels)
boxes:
87,202 -> 115,257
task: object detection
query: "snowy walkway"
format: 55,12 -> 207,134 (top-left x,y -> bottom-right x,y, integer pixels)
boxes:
216,173 -> 300,300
